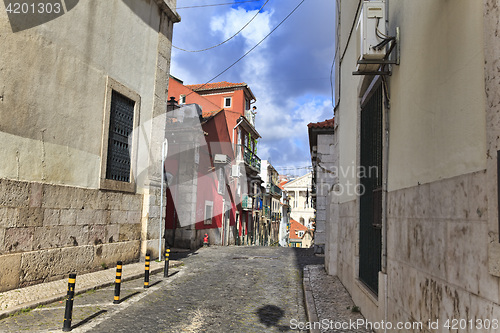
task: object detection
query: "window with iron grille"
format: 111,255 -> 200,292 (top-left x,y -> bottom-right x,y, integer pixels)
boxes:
359,83 -> 383,296
106,90 -> 135,182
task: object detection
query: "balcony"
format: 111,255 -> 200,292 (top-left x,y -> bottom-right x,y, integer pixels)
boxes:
267,183 -> 282,197
244,109 -> 256,127
263,206 -> 270,218
242,194 -> 253,211
238,144 -> 261,172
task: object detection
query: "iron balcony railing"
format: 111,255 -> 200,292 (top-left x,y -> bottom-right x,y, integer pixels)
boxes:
238,144 -> 261,171
242,194 -> 253,211
267,183 -> 282,196
263,206 -> 270,218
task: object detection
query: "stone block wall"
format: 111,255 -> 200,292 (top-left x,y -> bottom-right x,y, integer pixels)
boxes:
0,178 -> 142,292
330,171 -> 500,332
385,170 -> 499,331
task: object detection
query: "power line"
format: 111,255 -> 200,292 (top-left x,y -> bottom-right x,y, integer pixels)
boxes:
186,0 -> 307,96
173,0 -> 270,53
176,1 -> 262,10
331,0 -> 362,110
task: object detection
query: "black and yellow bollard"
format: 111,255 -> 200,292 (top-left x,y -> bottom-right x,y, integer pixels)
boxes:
113,261 -> 122,304
164,248 -> 170,278
144,252 -> 150,288
62,273 -> 76,332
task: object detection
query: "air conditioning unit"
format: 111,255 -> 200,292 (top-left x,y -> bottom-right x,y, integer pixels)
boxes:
357,1 -> 386,72
214,154 -> 230,165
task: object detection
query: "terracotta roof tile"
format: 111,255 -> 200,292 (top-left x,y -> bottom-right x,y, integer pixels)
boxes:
307,118 -> 334,129
202,109 -> 223,118
289,219 -> 309,240
186,81 -> 247,91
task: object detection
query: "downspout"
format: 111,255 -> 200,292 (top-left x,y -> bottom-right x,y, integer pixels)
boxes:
232,118 -> 244,244
383,3 -> 390,332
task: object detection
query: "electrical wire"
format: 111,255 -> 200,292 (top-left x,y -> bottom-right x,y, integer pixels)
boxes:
173,0 -> 270,53
330,0 -> 341,110
331,0 -> 362,111
177,1 -> 262,10
185,0 -> 307,97
374,17 -> 395,50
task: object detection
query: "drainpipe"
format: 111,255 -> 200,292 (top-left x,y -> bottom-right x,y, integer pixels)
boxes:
232,118 -> 244,244
383,2 -> 390,332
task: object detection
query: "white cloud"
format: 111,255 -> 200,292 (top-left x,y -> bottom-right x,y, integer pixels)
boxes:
171,1 -> 336,173
210,7 -> 273,47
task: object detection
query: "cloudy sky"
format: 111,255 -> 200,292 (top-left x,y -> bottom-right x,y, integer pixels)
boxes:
171,0 -> 336,176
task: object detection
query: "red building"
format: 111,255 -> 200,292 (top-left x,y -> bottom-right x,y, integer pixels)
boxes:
165,77 -> 261,248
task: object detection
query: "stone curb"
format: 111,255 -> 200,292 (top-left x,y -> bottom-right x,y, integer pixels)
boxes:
303,265 -> 320,333
0,260 -> 182,320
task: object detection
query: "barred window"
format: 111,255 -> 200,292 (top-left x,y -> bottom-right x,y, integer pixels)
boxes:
106,91 -> 134,182
99,77 -> 140,193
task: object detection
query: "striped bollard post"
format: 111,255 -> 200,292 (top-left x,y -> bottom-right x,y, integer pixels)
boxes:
113,261 -> 123,304
164,248 -> 170,278
144,252 -> 150,288
62,273 -> 77,332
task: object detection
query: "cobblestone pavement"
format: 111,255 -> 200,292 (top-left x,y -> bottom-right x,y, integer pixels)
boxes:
88,246 -> 323,333
307,265 -> 373,333
0,264 -> 182,333
0,247 -> 371,333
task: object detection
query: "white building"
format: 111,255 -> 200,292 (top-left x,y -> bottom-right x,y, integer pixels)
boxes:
308,118 -> 335,254
282,172 -> 315,229
328,0 -> 500,330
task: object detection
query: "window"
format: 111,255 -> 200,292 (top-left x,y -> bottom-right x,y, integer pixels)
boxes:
224,97 -> 232,108
106,91 -> 134,182
245,99 -> 250,110
180,94 -> 186,104
100,77 -> 140,193
359,82 -> 383,295
298,231 -> 305,238
204,201 -> 213,225
217,167 -> 225,195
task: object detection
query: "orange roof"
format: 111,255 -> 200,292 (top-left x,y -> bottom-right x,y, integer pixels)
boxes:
289,219 -> 308,240
308,118 -> 334,129
202,109 -> 223,119
278,180 -> 288,189
186,81 -> 247,91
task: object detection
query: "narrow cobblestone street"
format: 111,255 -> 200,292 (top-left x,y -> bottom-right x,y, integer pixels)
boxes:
0,246 -> 324,332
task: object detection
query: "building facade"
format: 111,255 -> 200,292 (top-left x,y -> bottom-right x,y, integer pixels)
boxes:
327,0 -> 500,330
308,118 -> 335,254
0,0 -> 180,291
283,173 -> 315,229
288,219 -> 313,248
259,160 -> 282,246
165,78 -> 261,248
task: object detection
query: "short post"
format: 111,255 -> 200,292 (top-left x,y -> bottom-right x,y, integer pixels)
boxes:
144,252 -> 150,288
62,273 -> 77,332
113,261 -> 123,304
164,248 -> 170,278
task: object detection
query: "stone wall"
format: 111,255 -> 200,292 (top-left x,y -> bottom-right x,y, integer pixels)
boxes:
0,178 -> 142,292
314,134 -> 336,254
329,171 -> 500,332
386,170 -> 498,331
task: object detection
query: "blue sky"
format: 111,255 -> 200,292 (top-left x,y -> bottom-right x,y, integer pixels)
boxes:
171,0 -> 336,176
